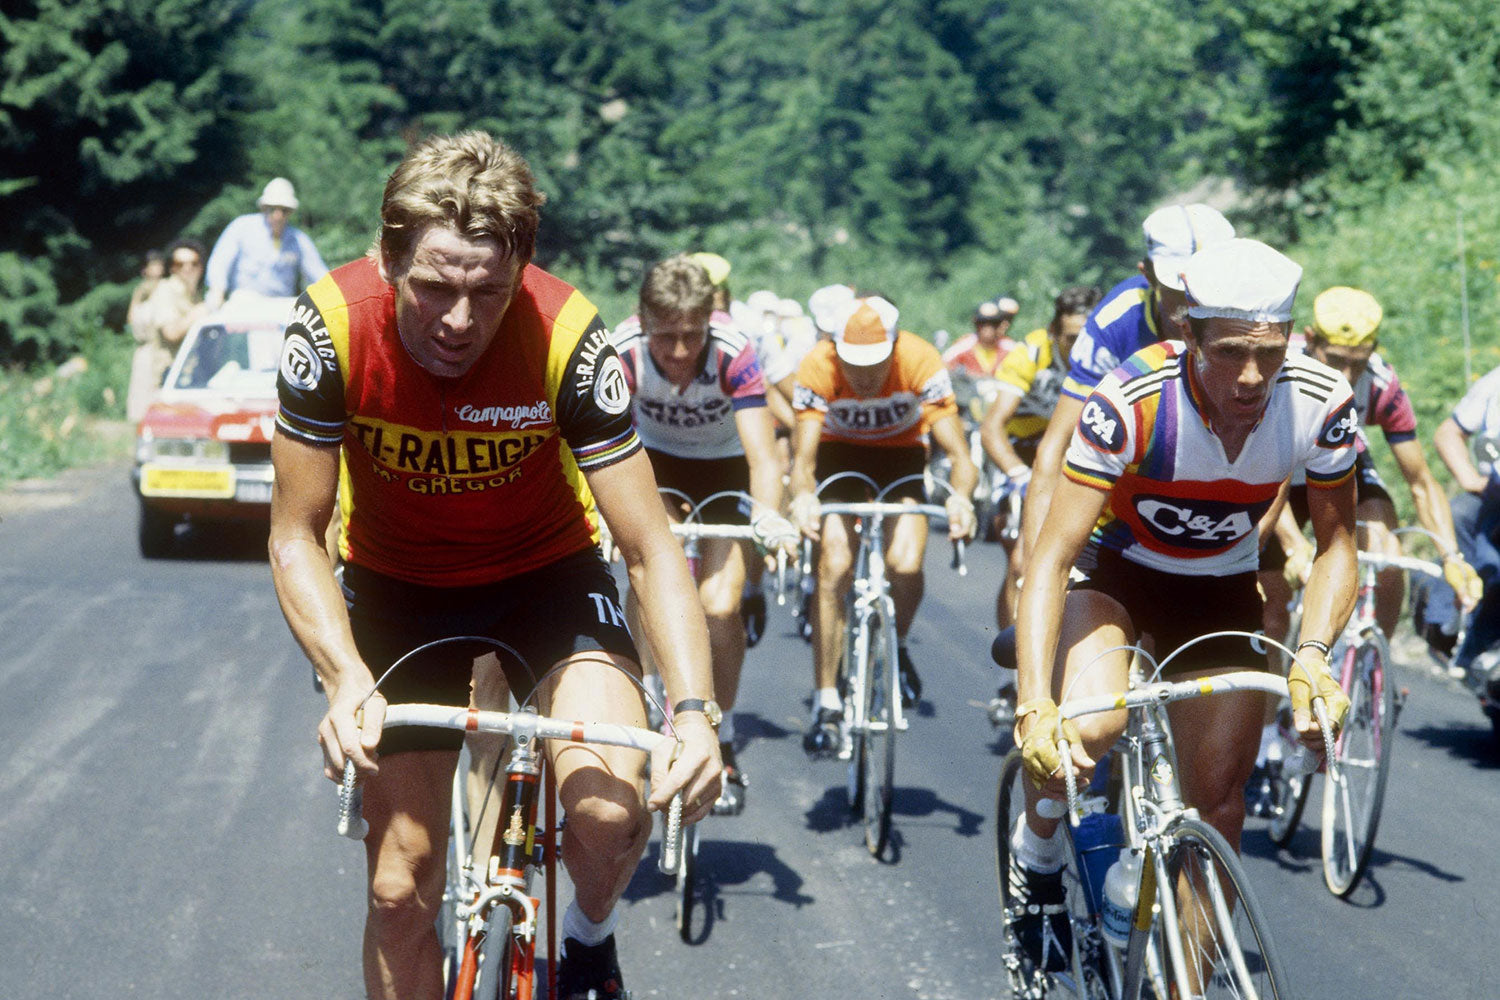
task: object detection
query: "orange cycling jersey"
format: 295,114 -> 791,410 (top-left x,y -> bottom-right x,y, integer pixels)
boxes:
275,256 -> 640,587
792,332 -> 957,447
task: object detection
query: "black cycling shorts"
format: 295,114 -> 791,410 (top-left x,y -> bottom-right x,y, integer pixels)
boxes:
1261,449 -> 1388,572
814,441 -> 927,502
341,548 -> 638,754
645,448 -> 751,524
1071,549 -> 1266,675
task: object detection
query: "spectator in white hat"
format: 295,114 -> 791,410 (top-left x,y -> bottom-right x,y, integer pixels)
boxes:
204,177 -> 328,309
1007,236 -> 1357,975
1020,202 -> 1234,563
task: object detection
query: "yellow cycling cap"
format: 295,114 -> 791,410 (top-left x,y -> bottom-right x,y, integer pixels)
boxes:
688,252 -> 732,287
1312,286 -> 1382,346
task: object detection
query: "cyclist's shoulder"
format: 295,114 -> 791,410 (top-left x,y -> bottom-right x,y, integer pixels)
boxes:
1088,274 -> 1151,332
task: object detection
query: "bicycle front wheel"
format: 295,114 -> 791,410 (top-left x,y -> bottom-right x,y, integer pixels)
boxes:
861,606 -> 898,858
675,821 -> 701,942
1321,630 -> 1397,896
1158,817 -> 1290,1000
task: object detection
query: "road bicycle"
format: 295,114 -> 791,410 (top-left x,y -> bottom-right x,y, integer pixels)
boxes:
1265,540 -> 1442,896
658,491 -> 791,942
813,471 -> 967,858
996,632 -> 1334,1000
336,638 -> 686,1000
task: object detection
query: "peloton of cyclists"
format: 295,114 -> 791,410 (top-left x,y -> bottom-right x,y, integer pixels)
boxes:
1010,237 -> 1357,973
789,293 -> 979,757
611,254 -> 797,815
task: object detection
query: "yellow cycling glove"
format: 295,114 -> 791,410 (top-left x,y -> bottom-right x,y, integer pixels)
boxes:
1287,649 -> 1350,741
1016,698 -> 1082,789
1444,554 -> 1483,608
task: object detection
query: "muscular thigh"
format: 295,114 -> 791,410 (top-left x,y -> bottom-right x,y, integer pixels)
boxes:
1056,588 -> 1135,746
697,538 -> 748,616
538,652 -> 650,810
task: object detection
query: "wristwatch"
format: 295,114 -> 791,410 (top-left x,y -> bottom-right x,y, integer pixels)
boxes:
673,698 -> 723,729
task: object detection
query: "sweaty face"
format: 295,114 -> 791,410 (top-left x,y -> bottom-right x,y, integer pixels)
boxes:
975,320 -> 1008,347
1188,318 -> 1289,430
1053,313 -> 1086,362
389,226 -> 523,379
644,309 -> 711,387
1308,338 -> 1375,386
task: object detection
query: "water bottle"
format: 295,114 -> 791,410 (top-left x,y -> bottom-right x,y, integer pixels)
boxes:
1100,848 -> 1142,947
1072,809 -> 1124,917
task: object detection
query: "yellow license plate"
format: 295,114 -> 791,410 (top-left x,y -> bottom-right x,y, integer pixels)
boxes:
140,464 -> 236,499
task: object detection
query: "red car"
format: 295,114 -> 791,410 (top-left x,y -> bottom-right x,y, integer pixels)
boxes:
132,296 -> 294,557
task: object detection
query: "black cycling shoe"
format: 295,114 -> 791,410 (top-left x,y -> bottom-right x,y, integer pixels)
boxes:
742,590 -> 767,649
557,934 -> 628,1000
1008,857 -> 1072,973
713,742 -> 748,815
987,681 -> 1017,728
898,646 -> 922,708
803,708 -> 843,758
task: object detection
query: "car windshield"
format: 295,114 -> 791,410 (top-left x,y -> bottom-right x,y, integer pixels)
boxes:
169,324 -> 283,394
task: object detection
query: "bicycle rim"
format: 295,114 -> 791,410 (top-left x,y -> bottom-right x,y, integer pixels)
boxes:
862,609 -> 897,857
1159,817 -> 1290,1000
1321,632 -> 1395,896
454,903 -> 515,1000
844,614 -> 870,818
995,749 -> 1105,999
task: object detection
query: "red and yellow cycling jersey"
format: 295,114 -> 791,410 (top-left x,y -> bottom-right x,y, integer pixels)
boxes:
275,257 -> 639,587
792,332 -> 957,447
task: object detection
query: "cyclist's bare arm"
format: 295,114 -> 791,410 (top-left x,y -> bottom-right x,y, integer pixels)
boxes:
1435,416 -> 1487,493
787,414 -> 825,539
765,374 -> 798,431
586,450 -> 722,816
268,434 -> 385,778
1021,393 -> 1084,555
1390,436 -> 1462,556
1014,476 -> 1107,730
928,412 -> 980,537
979,390 -> 1027,477
734,404 -> 786,518
1296,476 -> 1359,722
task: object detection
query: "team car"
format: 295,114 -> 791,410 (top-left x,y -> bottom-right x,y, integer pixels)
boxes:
132,296 -> 294,557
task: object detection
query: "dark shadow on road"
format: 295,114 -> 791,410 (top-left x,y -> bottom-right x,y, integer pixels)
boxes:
626,838 -> 816,928
733,711 -> 793,745
1397,722 -> 1500,770
804,784 -> 855,833
145,520 -> 271,563
891,785 -> 985,838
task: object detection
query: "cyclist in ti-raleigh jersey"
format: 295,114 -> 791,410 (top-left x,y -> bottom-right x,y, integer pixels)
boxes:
1258,286 -> 1480,656
269,132 -> 720,1000
611,254 -> 796,814
1021,203 -> 1235,565
1010,239 -> 1357,970
789,295 -> 979,756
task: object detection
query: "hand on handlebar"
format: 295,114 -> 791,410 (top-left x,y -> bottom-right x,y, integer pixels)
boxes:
790,492 -> 822,540
944,494 -> 977,540
1282,539 -> 1314,588
750,511 -> 800,556
318,683 -> 386,782
1444,553 -> 1483,611
646,713 -> 723,827
1287,649 -> 1349,752
1015,697 -> 1092,792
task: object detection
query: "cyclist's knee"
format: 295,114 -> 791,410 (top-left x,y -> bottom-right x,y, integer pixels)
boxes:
368,856 -> 442,932
565,790 -> 649,860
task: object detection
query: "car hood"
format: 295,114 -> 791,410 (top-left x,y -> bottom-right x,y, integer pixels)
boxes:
139,399 -> 279,443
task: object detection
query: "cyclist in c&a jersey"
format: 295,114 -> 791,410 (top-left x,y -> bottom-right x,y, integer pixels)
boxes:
611,254 -> 795,815
268,131 -> 721,1000
788,294 -> 978,757
1010,239 -> 1356,973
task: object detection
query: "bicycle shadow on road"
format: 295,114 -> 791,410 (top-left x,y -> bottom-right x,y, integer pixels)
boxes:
1397,722 -> 1500,770
1243,822 -> 1463,908
144,521 -> 272,563
732,711 -> 795,745
625,838 -> 815,913
801,784 -> 984,841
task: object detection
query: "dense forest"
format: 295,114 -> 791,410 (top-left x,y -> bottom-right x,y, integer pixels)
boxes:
5,0 -> 1500,442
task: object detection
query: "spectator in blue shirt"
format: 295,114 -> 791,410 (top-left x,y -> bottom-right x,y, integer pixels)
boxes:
204,177 -> 328,310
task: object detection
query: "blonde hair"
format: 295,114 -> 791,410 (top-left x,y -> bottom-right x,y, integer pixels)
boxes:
379,131 -> 545,267
639,254 -> 715,320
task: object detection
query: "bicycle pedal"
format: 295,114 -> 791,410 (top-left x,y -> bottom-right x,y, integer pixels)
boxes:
896,716 -> 909,731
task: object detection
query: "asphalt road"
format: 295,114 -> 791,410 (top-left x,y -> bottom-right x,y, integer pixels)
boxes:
2,461 -> 1496,999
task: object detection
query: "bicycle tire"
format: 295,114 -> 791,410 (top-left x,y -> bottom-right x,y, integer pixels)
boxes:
1157,816 -> 1290,1000
675,821 -> 701,942
994,749 -> 1106,1000
844,611 -> 870,819
471,903 -> 515,1000
862,607 -> 898,857
1321,630 -> 1396,897
1265,764 -> 1312,848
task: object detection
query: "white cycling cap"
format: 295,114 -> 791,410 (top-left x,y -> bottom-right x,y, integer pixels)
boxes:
259,177 -> 299,211
832,296 -> 899,366
1180,238 -> 1302,323
808,283 -> 855,335
1143,203 -> 1233,291
745,289 -> 780,314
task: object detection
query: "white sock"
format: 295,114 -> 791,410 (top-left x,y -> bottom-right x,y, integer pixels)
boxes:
562,900 -> 619,948
1011,813 -> 1067,874
718,713 -> 736,744
814,687 -> 843,714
